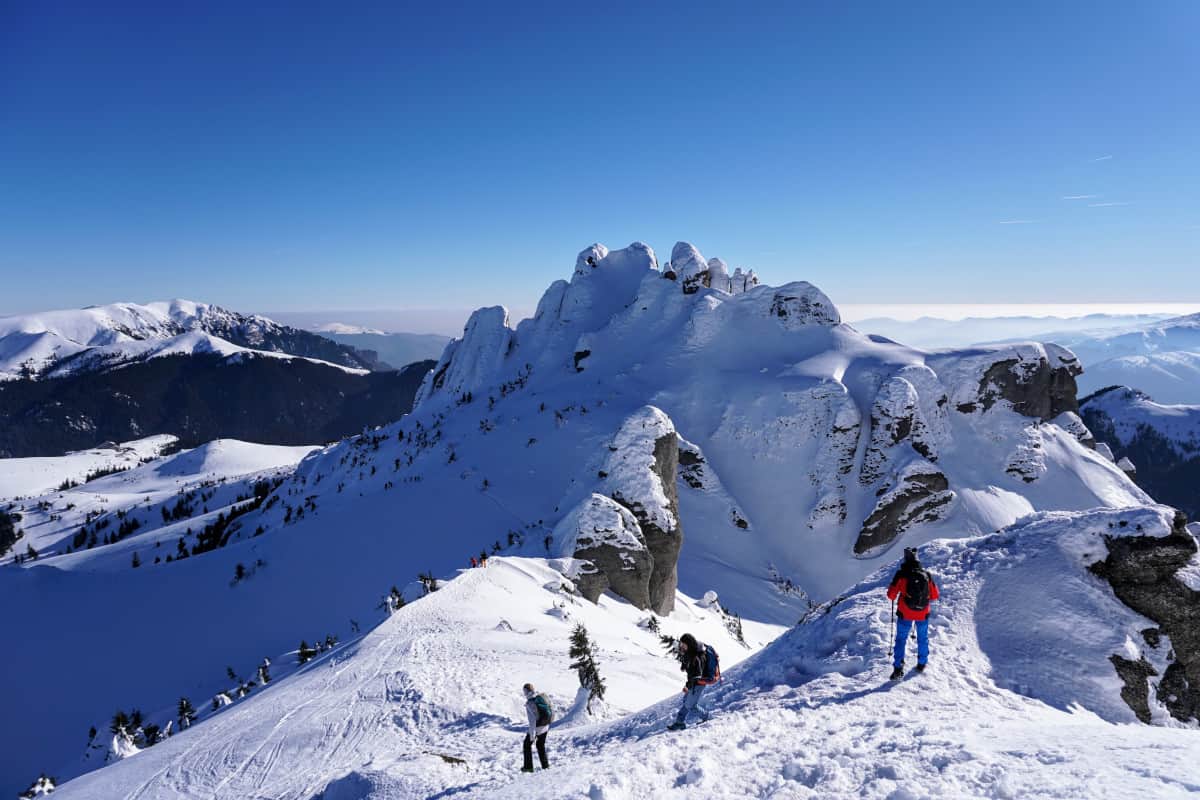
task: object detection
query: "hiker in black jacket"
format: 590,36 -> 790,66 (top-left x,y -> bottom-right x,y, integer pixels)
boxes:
667,633 -> 713,730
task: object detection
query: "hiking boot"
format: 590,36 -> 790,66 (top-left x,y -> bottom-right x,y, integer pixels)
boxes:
889,665 -> 904,680
915,663 -> 926,673
520,766 -> 535,773
667,721 -> 687,731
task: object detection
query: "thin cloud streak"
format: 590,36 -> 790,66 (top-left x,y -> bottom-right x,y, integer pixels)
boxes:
1088,201 -> 1130,207
1062,194 -> 1099,200
998,219 -> 1036,224
1091,155 -> 1114,161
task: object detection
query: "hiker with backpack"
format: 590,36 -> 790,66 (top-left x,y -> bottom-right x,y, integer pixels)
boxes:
886,546 -> 940,680
521,683 -> 552,772
667,633 -> 719,730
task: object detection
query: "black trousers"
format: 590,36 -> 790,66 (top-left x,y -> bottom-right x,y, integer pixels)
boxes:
523,732 -> 549,769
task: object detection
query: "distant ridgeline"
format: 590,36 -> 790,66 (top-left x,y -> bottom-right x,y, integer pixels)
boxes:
0,356 -> 435,457
1081,385 -> 1200,518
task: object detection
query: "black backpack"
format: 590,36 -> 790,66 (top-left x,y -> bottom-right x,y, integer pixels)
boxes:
904,568 -> 931,611
533,694 -> 553,726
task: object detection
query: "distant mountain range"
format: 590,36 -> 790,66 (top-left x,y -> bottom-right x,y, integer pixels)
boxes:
311,327 -> 450,369
0,301 -> 437,457
851,313 -> 1177,350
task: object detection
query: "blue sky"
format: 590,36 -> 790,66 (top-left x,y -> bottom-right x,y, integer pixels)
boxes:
2,1 -> 1197,320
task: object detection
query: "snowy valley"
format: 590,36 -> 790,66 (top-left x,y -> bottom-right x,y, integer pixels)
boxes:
4,242 -> 1200,799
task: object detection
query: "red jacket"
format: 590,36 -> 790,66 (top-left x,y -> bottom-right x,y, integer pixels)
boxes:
887,570 -> 939,620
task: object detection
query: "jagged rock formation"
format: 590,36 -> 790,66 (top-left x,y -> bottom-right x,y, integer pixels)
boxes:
556,407 -> 683,615
856,463 -> 953,554
410,240 -> 1145,577
1090,511 -> 1200,724
553,494 -> 653,608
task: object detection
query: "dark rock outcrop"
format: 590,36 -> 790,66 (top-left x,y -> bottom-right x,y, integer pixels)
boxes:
1109,654 -> 1159,724
855,465 -> 954,554
557,407 -> 684,615
1090,511 -> 1200,723
973,351 -> 1082,420
557,495 -> 653,608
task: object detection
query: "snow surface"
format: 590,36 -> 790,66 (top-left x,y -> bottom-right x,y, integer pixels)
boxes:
0,435 -> 178,499
52,508 -> 1200,799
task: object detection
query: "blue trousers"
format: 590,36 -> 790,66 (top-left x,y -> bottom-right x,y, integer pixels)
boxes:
674,684 -> 709,725
893,618 -> 929,668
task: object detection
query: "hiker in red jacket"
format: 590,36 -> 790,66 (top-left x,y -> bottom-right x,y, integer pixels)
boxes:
886,547 -> 939,679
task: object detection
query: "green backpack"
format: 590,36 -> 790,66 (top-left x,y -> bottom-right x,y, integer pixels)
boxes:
533,694 -> 553,726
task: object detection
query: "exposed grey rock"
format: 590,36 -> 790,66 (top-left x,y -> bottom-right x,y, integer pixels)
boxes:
855,464 -> 954,555
553,494 -> 653,608
1109,654 -> 1158,724
557,407 -> 685,615
972,351 -> 1082,420
1090,511 -> 1200,724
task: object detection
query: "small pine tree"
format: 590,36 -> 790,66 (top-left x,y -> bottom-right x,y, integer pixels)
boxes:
226,666 -> 238,682
257,657 -> 271,685
233,563 -> 246,582
659,633 -> 679,658
131,552 -> 141,568
109,710 -> 130,735
177,697 -> 197,729
568,623 -> 607,712
25,543 -> 38,561
645,615 -> 661,634
298,640 -> 317,664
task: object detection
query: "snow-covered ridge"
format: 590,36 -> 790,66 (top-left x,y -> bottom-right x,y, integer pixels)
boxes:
1081,385 -> 1200,450
0,435 -> 178,500
49,508 -> 1200,799
0,299 -> 374,380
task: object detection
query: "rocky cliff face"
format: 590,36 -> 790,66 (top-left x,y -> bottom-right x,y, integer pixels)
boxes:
1090,511 -> 1200,724
555,407 -> 683,615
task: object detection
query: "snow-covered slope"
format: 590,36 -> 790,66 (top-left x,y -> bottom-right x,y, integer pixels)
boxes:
0,435 -> 178,500
1080,386 -> 1200,518
0,299 -> 375,380
0,241 -> 1169,795
51,507 -> 1200,799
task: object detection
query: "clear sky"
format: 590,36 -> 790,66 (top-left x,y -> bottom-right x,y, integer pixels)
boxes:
2,1 -> 1198,319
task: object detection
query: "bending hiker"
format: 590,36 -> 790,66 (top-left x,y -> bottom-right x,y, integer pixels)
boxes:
470,556 -> 478,568
668,633 -> 719,730
886,546 -> 940,679
521,683 -> 552,772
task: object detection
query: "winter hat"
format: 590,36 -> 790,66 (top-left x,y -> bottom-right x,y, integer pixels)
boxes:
903,547 -> 919,563
523,683 -> 535,697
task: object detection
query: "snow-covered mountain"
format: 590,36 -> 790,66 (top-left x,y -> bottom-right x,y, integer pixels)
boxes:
4,241 -> 1195,798
0,299 -> 383,380
0,301 -> 437,459
990,313 -> 1200,404
1081,385 -> 1200,518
